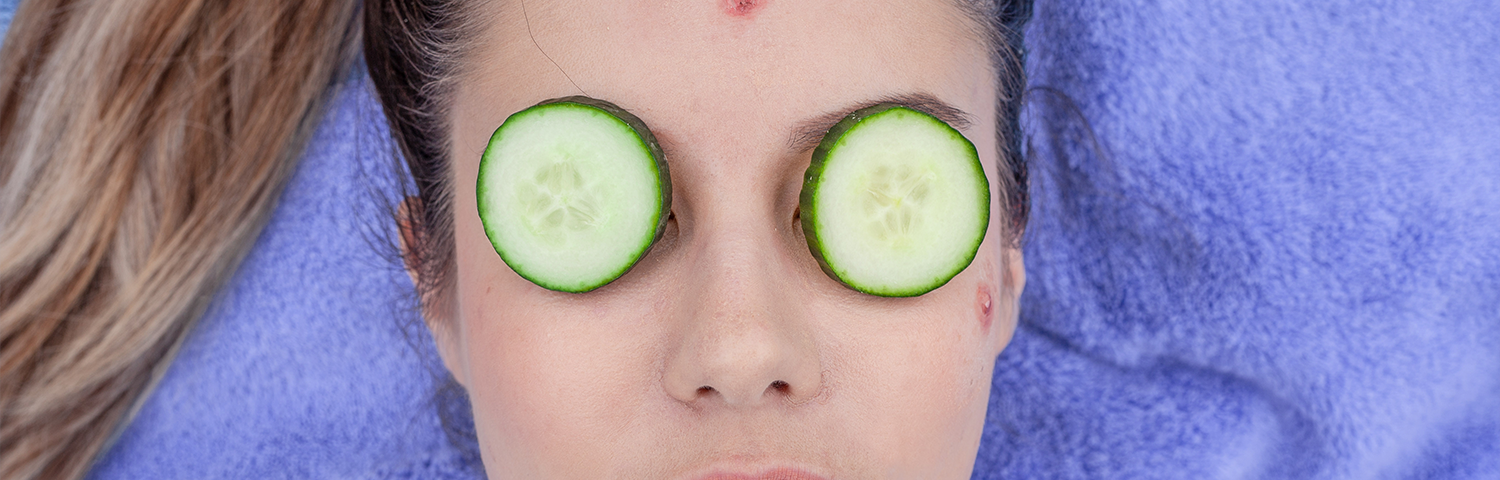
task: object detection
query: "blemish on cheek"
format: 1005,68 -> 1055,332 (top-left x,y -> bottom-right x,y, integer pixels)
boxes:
977,284 -> 994,333
722,0 -> 764,17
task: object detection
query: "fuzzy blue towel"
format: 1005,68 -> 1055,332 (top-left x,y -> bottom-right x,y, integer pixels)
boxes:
975,0 -> 1500,478
56,0 -> 1499,478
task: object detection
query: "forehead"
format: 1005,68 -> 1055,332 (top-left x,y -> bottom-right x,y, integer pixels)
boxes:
455,0 -> 991,160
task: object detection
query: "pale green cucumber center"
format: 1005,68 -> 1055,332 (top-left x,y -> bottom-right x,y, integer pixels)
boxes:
478,104 -> 662,291
859,163 -> 936,247
814,109 -> 987,296
515,160 -> 604,243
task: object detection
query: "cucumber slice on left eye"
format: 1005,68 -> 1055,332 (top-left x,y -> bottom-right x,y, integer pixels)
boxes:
477,96 -> 670,293
800,104 -> 990,297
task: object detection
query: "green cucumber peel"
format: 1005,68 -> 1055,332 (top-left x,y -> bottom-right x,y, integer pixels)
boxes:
800,104 -> 990,297
477,96 -> 671,293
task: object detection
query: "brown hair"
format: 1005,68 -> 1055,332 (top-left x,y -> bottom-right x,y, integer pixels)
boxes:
0,1 -> 360,478
364,0 -> 486,323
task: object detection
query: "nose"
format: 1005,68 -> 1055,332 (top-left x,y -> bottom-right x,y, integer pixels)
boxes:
662,225 -> 823,407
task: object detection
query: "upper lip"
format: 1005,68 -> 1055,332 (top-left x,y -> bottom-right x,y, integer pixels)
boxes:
689,466 -> 831,480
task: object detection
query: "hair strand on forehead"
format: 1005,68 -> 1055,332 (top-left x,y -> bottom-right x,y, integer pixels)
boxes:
520,0 -> 589,97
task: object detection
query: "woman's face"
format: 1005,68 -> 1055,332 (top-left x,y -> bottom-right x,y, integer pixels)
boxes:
432,0 -> 1024,477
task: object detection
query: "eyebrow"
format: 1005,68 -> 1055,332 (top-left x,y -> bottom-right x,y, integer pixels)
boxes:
786,92 -> 975,153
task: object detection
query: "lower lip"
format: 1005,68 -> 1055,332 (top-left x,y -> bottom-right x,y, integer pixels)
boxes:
697,468 -> 829,480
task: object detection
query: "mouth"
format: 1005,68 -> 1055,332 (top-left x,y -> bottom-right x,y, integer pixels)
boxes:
692,467 -> 831,480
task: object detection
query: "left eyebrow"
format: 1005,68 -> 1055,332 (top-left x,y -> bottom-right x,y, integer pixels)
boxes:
786,92 -> 975,153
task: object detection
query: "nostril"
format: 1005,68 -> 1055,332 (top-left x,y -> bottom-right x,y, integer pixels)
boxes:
697,386 -> 714,395
769,380 -> 789,394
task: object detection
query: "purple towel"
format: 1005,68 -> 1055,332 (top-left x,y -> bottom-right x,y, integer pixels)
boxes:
975,0 -> 1500,478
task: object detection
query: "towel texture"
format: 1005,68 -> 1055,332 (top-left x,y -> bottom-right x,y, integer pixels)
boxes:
50,0 -> 1498,478
975,1 -> 1500,479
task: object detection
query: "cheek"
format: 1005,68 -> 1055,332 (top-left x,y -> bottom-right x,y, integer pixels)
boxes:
856,300 -> 997,476
455,288 -> 669,476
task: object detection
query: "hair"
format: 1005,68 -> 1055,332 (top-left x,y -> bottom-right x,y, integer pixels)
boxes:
0,0 -> 1030,477
964,0 -> 1034,242
0,1 -> 360,479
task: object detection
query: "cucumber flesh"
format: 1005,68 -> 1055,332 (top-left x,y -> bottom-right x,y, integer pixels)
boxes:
801,104 -> 989,297
477,97 -> 670,293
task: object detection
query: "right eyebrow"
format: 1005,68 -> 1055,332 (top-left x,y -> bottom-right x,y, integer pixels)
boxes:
785,92 -> 975,154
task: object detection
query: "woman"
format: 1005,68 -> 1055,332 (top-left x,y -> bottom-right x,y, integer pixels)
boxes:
0,0 -> 1030,478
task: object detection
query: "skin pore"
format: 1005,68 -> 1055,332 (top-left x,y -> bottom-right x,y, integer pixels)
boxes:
413,0 -> 1026,477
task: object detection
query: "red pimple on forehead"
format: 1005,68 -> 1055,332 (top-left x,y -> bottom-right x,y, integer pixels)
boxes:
722,0 -> 763,17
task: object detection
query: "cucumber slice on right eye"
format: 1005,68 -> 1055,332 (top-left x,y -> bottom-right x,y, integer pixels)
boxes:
800,104 -> 990,297
477,96 -> 670,293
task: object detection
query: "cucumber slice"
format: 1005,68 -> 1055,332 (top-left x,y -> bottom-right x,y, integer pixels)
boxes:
801,104 -> 989,297
477,96 -> 670,293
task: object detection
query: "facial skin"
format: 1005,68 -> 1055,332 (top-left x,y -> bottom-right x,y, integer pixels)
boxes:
418,0 -> 1026,478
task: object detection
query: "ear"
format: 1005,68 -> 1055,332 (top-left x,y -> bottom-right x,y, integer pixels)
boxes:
1002,246 -> 1026,305
397,197 -> 469,387
989,246 -> 1026,355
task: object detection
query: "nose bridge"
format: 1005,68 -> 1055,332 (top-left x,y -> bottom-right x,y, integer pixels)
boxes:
662,192 -> 822,407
